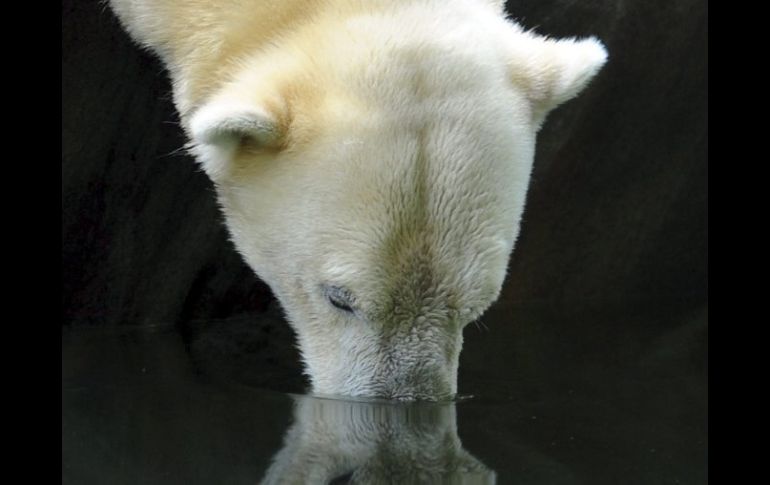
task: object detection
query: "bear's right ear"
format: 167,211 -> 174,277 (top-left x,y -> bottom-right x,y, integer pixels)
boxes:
188,98 -> 288,180
503,29 -> 608,127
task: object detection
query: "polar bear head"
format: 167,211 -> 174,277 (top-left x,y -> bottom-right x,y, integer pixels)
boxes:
186,10 -> 606,400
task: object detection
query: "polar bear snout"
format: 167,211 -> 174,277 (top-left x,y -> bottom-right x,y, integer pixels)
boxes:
376,367 -> 457,402
328,357 -> 458,402
301,314 -> 464,401
374,334 -> 461,402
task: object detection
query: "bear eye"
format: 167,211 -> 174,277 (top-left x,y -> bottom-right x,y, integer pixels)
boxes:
328,295 -> 354,313
324,286 -> 355,314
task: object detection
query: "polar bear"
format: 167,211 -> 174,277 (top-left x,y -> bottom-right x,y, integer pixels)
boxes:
110,0 -> 606,400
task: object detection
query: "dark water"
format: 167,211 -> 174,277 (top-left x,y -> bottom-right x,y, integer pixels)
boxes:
62,301 -> 707,484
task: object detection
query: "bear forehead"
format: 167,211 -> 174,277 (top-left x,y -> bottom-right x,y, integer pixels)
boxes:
320,103 -> 521,237
314,118 -> 518,317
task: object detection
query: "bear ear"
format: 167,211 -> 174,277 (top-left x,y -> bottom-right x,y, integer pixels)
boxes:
188,98 -> 287,180
505,31 -> 608,125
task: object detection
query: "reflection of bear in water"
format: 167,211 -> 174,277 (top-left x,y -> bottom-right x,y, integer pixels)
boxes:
110,0 -> 606,400
262,395 -> 495,484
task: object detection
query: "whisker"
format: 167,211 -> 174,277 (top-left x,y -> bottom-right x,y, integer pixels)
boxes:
158,142 -> 195,159
473,319 -> 489,332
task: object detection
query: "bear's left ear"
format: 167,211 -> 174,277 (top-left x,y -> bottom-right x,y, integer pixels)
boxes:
188,96 -> 288,180
504,30 -> 608,125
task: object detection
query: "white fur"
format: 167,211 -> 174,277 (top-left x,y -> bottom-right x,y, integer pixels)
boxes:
110,0 -> 607,400
189,100 -> 279,179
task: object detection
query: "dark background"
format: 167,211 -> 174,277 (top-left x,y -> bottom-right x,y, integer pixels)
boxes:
62,0 -> 706,375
